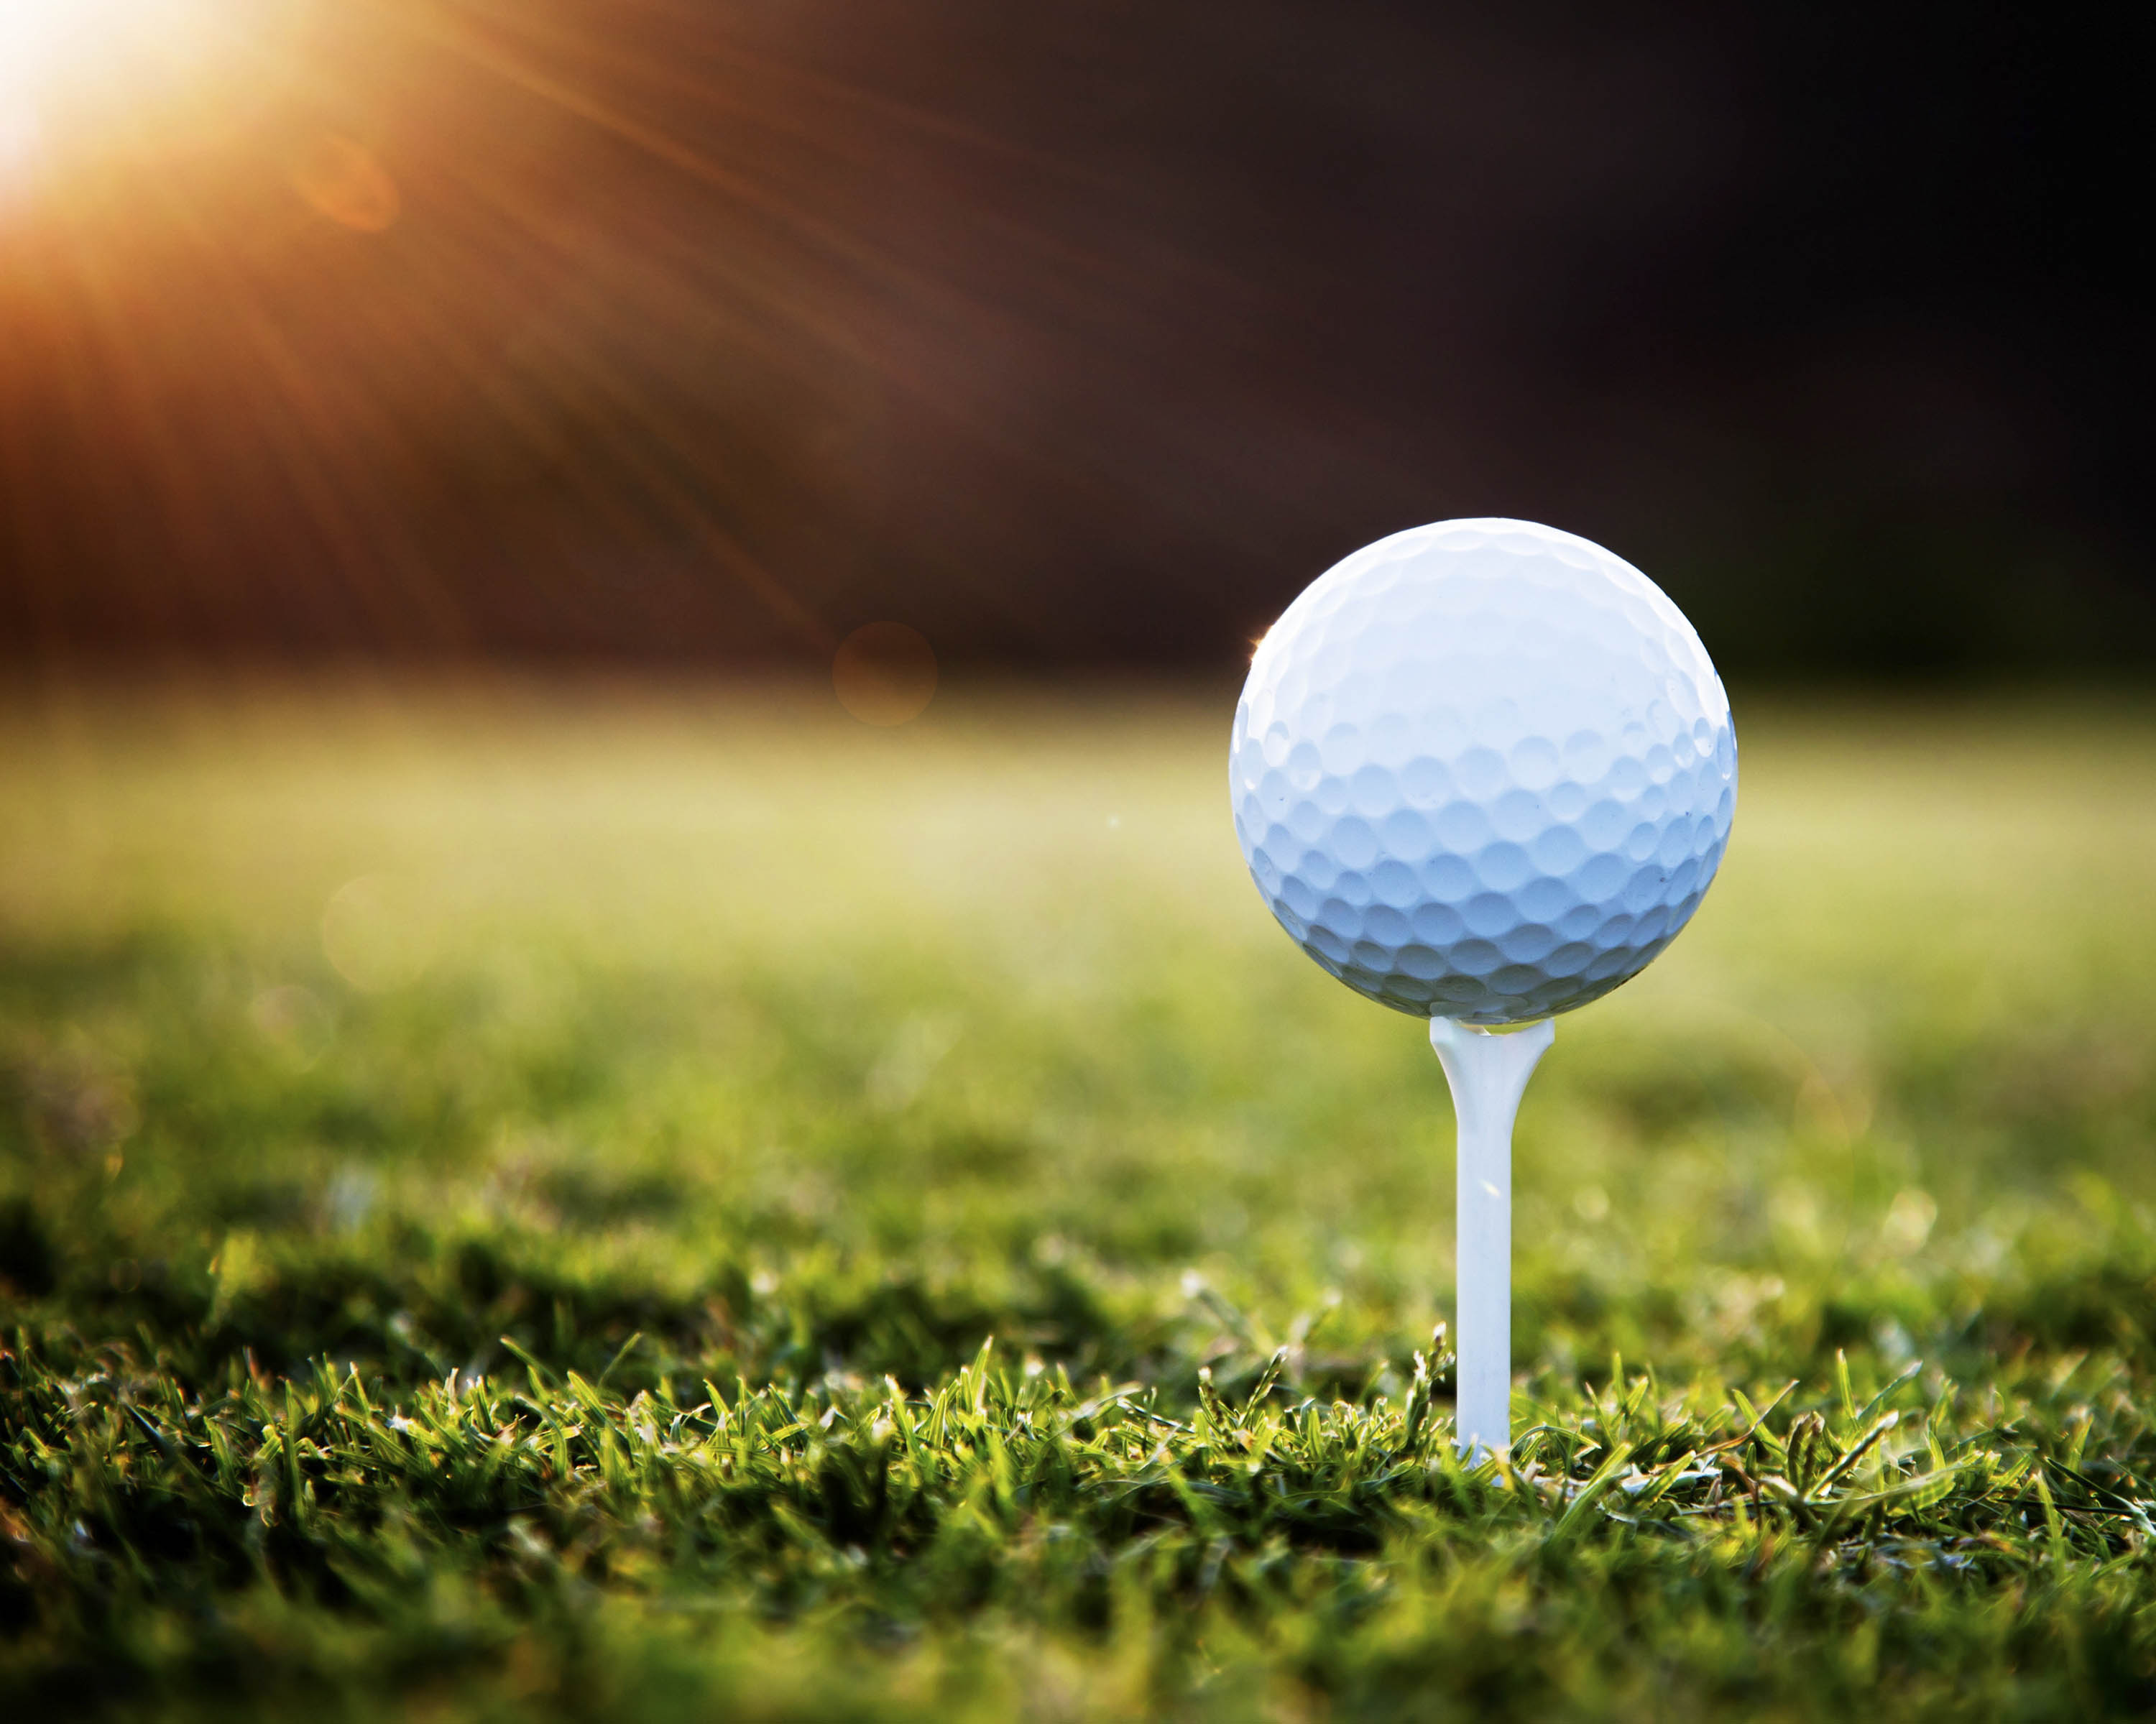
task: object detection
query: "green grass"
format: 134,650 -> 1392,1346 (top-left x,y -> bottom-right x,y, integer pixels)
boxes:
3,679 -> 2155,1720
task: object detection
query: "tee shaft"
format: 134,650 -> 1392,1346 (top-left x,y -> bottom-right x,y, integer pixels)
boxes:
1429,1015 -> 1554,1461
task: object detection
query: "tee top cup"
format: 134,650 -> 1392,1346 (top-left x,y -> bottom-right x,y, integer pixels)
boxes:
1230,518 -> 1737,1456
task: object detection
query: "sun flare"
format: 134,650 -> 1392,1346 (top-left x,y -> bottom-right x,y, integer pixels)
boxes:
0,0 -> 252,174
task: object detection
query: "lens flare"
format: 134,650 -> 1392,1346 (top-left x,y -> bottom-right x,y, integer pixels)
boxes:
833,623 -> 939,727
289,134 -> 400,233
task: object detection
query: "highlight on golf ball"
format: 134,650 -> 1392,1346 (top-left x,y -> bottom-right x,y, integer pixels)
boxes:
1230,518 -> 1736,1025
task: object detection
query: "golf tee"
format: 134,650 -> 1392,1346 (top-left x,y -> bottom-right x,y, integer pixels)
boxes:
1429,1015 -> 1554,1462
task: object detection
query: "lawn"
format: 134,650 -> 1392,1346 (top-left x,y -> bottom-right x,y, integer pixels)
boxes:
3,678 -> 2155,1720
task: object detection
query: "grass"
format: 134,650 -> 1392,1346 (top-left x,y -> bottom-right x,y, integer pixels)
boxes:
2,676 -> 2155,1720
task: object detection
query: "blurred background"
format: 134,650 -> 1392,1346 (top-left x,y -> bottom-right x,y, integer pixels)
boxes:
1,0 -> 2149,681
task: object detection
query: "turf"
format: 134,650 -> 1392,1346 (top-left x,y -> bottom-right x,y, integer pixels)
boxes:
2,680 -> 2155,1720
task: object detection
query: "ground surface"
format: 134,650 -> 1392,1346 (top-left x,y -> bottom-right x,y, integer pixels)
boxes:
3,680 -> 2155,1720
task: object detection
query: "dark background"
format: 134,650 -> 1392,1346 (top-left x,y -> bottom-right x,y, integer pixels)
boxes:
1,0 -> 2148,678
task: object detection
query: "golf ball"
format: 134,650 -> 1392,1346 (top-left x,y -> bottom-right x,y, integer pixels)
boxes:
1230,519 -> 1736,1025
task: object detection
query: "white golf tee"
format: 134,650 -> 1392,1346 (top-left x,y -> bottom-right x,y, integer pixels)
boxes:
1428,1015 -> 1554,1461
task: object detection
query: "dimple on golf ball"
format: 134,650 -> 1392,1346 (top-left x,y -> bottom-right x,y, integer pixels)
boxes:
1230,518 -> 1736,1025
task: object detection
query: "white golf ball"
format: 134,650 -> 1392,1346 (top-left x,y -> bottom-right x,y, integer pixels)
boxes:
1230,519 -> 1736,1025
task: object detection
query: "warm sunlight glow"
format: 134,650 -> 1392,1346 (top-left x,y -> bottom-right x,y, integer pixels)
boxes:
0,0 -> 245,182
